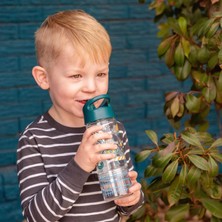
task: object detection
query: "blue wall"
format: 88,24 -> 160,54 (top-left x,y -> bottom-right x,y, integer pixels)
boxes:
0,0 -> 215,221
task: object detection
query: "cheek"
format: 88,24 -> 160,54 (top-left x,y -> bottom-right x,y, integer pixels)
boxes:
51,78 -> 73,92
49,81 -> 71,99
99,79 -> 109,91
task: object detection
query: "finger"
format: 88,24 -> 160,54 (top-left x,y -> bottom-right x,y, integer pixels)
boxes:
91,132 -> 113,144
84,125 -> 103,139
94,143 -> 117,153
126,192 -> 141,206
97,153 -> 116,162
114,191 -> 140,206
128,182 -> 142,193
128,170 -> 138,180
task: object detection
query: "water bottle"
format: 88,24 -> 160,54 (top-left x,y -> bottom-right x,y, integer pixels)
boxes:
83,94 -> 132,201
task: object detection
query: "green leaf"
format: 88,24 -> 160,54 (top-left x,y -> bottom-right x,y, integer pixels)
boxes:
144,215 -> 151,222
199,102 -> 210,118
145,130 -> 158,145
161,133 -> 174,144
209,138 -> 222,149
218,48 -> 222,65
216,89 -> 222,104
152,153 -> 173,168
209,184 -> 222,200
168,177 -> 183,206
162,159 -> 179,184
177,103 -> 185,117
187,148 -> 204,155
216,71 -> 222,91
181,59 -> 191,80
157,23 -> 171,38
187,166 -> 201,188
149,177 -> 169,193
215,72 -> 222,104
173,66 -> 183,81
157,36 -> 174,57
202,76 -> 217,103
165,204 -> 189,222
208,53 -> 218,70
167,17 -> 183,36
191,70 -> 207,89
198,121 -> 210,132
188,46 -> 198,66
211,153 -> 222,163
144,165 -> 155,177
179,164 -> 187,185
171,96 -> 180,118
174,42 -> 185,66
191,18 -> 205,35
185,94 -> 201,113
196,18 -> 212,37
197,46 -> 210,64
211,216 -> 222,222
129,204 -> 146,221
188,155 -> 209,171
200,18 -> 215,36
202,170 -> 213,188
196,131 -> 214,145
181,132 -> 203,149
206,22 -> 220,38
202,198 -> 222,219
155,2 -> 165,16
165,44 -> 175,67
208,156 -> 219,177
181,37 -> 190,58
144,165 -> 163,177
135,150 -> 152,162
220,16 -> 222,28
178,17 -> 187,36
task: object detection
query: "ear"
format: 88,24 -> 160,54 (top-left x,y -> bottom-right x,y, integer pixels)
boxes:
32,66 -> 49,90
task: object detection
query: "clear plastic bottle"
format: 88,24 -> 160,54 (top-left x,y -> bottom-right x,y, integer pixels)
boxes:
83,94 -> 132,201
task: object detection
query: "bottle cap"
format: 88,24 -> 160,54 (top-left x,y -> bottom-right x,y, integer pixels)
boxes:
83,94 -> 115,124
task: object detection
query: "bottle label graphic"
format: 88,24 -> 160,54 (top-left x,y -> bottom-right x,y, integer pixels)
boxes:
99,167 -> 131,199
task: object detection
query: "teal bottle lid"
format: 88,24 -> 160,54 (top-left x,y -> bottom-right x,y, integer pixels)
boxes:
83,94 -> 115,124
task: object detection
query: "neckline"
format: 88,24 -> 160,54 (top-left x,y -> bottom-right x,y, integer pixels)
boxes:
44,111 -> 86,134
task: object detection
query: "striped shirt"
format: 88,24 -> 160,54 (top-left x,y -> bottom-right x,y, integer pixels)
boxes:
17,112 -> 143,222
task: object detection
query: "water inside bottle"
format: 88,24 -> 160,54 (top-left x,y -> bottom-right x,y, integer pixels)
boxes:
98,166 -> 131,201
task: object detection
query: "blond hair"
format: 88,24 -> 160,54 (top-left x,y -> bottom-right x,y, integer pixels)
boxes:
35,10 -> 112,67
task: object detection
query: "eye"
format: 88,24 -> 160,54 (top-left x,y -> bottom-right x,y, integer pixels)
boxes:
97,73 -> 107,77
70,74 -> 82,79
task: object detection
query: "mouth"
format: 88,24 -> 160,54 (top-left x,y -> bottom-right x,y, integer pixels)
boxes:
77,100 -> 88,104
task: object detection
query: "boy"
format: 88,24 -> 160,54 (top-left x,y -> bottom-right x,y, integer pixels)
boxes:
17,10 -> 143,222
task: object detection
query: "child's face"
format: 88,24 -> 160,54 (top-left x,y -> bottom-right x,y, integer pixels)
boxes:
46,43 -> 109,127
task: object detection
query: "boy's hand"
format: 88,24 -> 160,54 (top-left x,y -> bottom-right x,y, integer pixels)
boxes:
74,125 -> 117,172
114,171 -> 142,207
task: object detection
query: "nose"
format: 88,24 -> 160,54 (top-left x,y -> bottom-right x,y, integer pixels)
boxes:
82,77 -> 96,92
